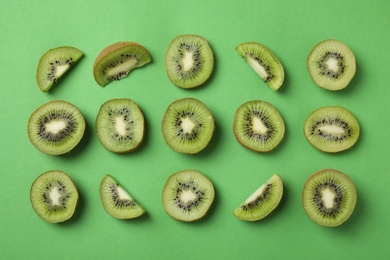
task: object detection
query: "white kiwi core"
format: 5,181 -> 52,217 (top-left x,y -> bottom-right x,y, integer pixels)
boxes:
182,51 -> 194,71
45,120 -> 66,134
248,57 -> 268,79
321,188 -> 335,208
55,64 -> 70,78
181,117 -> 195,134
117,186 -> 131,200
115,116 -> 127,136
318,124 -> 345,134
107,59 -> 137,77
180,190 -> 197,203
326,58 -> 339,72
49,187 -> 61,206
245,183 -> 266,203
252,116 -> 268,134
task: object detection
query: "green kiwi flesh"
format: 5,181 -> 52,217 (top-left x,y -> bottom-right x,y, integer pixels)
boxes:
36,46 -> 83,92
165,34 -> 214,89
93,42 -> 152,87
30,170 -> 78,223
233,100 -> 285,152
96,98 -> 144,153
27,100 -> 86,155
236,42 -> 284,91
302,169 -> 357,227
162,170 -> 215,222
161,98 -> 214,154
307,39 -> 356,91
100,174 -> 145,219
304,106 -> 360,153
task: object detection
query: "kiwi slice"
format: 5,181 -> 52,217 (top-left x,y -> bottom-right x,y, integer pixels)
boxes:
93,42 -> 152,87
233,174 -> 283,221
307,39 -> 356,91
161,98 -> 214,154
100,174 -> 145,219
30,170 -> 78,223
233,100 -> 285,152
27,100 -> 86,155
96,98 -> 144,153
302,169 -> 357,227
165,34 -> 214,89
236,42 -> 284,91
304,106 -> 360,153
162,170 -> 215,222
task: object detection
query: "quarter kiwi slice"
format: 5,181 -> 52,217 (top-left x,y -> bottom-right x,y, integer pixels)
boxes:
27,100 -> 86,155
30,170 -> 78,223
100,174 -> 145,219
307,39 -> 356,91
165,34 -> 214,89
162,170 -> 215,222
302,169 -> 357,227
233,100 -> 285,152
93,42 -> 152,87
96,98 -> 144,153
236,42 -> 284,91
233,174 -> 283,221
36,46 -> 83,92
304,106 -> 360,153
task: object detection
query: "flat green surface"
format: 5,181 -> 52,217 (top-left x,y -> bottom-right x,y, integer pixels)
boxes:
1,0 -> 389,259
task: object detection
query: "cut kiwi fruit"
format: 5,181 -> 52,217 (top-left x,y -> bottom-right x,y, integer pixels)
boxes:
93,42 -> 152,87
236,42 -> 284,91
27,100 -> 86,155
165,34 -> 214,89
304,106 -> 360,153
302,169 -> 357,227
307,39 -> 356,91
161,98 -> 214,154
30,170 -> 78,223
162,169 -> 215,222
96,98 -> 144,153
233,100 -> 285,152
36,46 -> 83,92
100,174 -> 145,219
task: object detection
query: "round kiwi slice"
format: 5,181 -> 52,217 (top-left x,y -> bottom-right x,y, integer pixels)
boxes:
304,106 -> 360,153
36,46 -> 84,92
96,98 -> 144,153
162,169 -> 215,222
30,170 -> 78,223
100,174 -> 145,219
93,42 -> 152,87
233,174 -> 283,221
161,98 -> 214,154
235,42 -> 284,91
307,39 -> 356,91
233,100 -> 285,152
27,100 -> 86,155
165,34 -> 214,89
302,169 -> 357,227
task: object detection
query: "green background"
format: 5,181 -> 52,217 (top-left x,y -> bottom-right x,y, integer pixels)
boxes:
1,0 -> 389,259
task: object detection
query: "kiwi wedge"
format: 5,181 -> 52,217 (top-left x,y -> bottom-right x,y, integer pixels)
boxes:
236,42 -> 284,91
304,106 -> 360,153
302,169 -> 357,227
165,34 -> 214,89
100,174 -> 145,219
233,100 -> 285,152
161,98 -> 214,154
162,170 -> 215,222
30,170 -> 78,223
307,39 -> 356,91
96,98 -> 144,153
93,42 -> 152,87
27,100 -> 86,155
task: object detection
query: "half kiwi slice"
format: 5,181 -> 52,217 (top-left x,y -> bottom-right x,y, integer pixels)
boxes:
93,42 -> 152,87
161,98 -> 214,154
236,42 -> 284,91
304,106 -> 360,153
27,100 -> 86,155
162,169 -> 215,222
302,169 -> 357,227
96,98 -> 144,153
165,34 -> 214,89
307,39 -> 356,91
233,100 -> 285,152
36,46 -> 83,92
233,174 -> 283,221
30,170 -> 78,223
